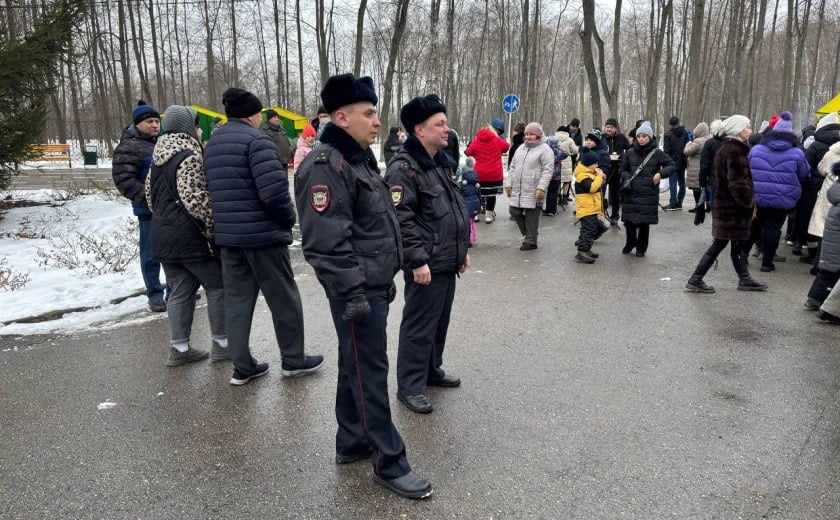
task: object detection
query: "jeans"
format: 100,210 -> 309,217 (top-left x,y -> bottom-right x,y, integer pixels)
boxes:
138,217 -> 164,301
161,260 -> 226,346
669,168 -> 686,206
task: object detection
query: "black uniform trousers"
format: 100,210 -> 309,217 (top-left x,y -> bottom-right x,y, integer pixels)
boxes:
329,291 -> 412,480
397,271 -> 456,396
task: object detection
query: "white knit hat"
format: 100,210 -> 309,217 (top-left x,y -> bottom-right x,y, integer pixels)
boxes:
816,111 -> 839,130
722,115 -> 750,137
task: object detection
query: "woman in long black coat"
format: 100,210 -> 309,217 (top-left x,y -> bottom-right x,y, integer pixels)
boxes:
686,115 -> 767,293
619,122 -> 675,256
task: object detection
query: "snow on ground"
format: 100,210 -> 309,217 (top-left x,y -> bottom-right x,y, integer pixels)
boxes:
0,191 -> 151,335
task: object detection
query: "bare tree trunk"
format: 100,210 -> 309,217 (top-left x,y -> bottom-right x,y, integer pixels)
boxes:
645,0 -> 672,123
146,0 -> 164,106
128,1 -> 153,102
684,0 -> 705,124
792,0 -> 812,113
353,0 -> 368,76
468,0 -> 490,134
117,0 -> 133,114
592,0 -> 622,119
780,0 -> 795,109
664,7 -> 675,121
518,0 -> 529,100
380,0 -> 411,157
273,0 -> 285,105
296,0 -> 305,110
806,0 -> 826,114
315,0 -> 330,85
580,0 -> 603,125
202,0 -> 219,105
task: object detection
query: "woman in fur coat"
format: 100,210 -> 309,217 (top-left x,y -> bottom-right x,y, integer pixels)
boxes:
686,115 -> 767,293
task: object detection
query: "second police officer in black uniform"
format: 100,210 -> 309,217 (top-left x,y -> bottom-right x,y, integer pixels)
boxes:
385,95 -> 471,415
295,74 -> 433,500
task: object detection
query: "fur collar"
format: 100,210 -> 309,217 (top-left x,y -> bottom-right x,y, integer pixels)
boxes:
320,123 -> 376,165
401,134 -> 456,170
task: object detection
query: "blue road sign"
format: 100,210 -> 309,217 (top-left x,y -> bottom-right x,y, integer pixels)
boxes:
502,94 -> 520,114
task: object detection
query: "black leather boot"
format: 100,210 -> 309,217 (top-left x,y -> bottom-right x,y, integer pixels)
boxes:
686,253 -> 716,293
733,252 -> 768,291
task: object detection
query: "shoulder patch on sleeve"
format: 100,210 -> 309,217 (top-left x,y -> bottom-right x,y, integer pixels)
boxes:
311,184 -> 330,212
390,185 -> 404,206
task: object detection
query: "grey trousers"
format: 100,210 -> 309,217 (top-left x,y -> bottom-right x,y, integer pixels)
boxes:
220,245 -> 305,372
161,260 -> 226,345
509,206 -> 541,246
821,279 -> 840,317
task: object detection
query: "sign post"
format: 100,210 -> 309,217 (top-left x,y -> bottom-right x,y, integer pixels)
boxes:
502,94 -> 520,145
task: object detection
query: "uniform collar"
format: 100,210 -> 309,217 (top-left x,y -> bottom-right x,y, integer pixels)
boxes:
402,134 -> 456,170
320,124 -> 376,165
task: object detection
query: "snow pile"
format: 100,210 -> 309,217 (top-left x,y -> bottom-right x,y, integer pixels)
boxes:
0,191 -> 151,335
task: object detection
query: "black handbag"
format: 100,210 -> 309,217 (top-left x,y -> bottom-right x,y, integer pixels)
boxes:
621,150 -> 657,192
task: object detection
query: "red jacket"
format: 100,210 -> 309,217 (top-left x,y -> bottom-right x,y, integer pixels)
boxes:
465,128 -> 510,183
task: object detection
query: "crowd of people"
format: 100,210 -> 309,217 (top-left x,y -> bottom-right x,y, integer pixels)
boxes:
109,72 -> 840,500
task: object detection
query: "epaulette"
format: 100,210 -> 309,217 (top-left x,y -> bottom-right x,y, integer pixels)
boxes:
314,150 -> 331,164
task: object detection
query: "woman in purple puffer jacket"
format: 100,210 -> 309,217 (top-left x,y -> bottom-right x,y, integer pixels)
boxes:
747,111 -> 811,272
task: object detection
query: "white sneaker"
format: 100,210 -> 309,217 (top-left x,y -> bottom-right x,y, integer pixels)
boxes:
485,211 -> 495,223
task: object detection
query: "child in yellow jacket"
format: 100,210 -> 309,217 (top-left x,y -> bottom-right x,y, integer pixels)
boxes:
574,150 -> 607,263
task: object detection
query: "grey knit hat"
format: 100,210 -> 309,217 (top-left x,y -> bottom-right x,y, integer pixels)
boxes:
162,105 -> 198,140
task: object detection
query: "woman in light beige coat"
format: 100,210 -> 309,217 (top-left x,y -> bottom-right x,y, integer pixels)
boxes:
809,141 -> 840,238
684,122 -> 711,211
555,126 -> 579,201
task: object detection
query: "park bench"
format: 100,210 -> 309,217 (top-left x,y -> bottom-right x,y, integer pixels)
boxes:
29,143 -> 72,168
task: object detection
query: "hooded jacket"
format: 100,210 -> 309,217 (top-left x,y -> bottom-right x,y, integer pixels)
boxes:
619,138 -> 675,225
573,161 -> 604,218
112,125 -> 156,217
817,180 -> 840,272
385,135 -> 470,274
747,131 -> 810,209
465,128 -> 510,183
684,122 -> 711,190
806,123 -> 840,180
809,141 -> 840,237
293,135 -> 314,170
504,137 -> 555,209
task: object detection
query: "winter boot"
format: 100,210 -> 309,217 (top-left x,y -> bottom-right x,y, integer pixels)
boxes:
733,249 -> 768,291
686,253 -> 716,293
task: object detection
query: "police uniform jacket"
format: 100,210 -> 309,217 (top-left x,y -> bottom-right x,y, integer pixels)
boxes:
385,135 -> 470,274
295,124 -> 402,300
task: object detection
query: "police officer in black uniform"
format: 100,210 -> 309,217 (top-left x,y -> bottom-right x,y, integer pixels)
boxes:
295,74 -> 433,500
385,95 -> 471,415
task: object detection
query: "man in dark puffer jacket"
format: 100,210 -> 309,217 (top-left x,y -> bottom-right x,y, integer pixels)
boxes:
204,87 -> 323,386
112,100 -> 166,312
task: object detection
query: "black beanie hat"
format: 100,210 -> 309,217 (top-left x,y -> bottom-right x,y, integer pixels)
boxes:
605,117 -> 619,127
669,116 -> 680,126
400,94 -> 447,134
222,88 -> 263,118
132,100 -> 160,125
580,149 -> 599,167
317,105 -> 328,116
570,118 -> 581,127
320,73 -> 378,113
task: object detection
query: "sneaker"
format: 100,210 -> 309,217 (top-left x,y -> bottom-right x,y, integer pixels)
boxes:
474,214 -> 480,222
584,250 -> 600,259
230,362 -> 270,385
166,346 -> 209,367
485,211 -> 495,223
622,245 -> 634,254
210,342 -> 231,362
281,355 -> 325,378
519,243 -> 538,251
785,240 -> 795,246
635,251 -> 646,257
148,299 -> 167,312
575,252 -> 595,264
804,298 -> 822,311
665,204 -> 682,211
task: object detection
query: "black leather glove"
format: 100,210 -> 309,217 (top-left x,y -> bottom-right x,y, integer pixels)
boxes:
388,281 -> 397,303
342,294 -> 371,323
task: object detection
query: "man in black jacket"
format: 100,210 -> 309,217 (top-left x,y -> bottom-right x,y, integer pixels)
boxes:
385,95 -> 470,415
603,117 -> 630,224
663,116 -> 689,210
295,74 -> 432,500
568,117 -> 583,169
260,108 -> 292,167
205,88 -> 323,386
112,101 -> 166,312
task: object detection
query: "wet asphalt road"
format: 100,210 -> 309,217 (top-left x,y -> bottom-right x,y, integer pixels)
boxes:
2,194 -> 839,519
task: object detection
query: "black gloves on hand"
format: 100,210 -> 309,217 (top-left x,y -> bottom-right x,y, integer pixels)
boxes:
342,294 -> 371,323
388,281 -> 397,304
